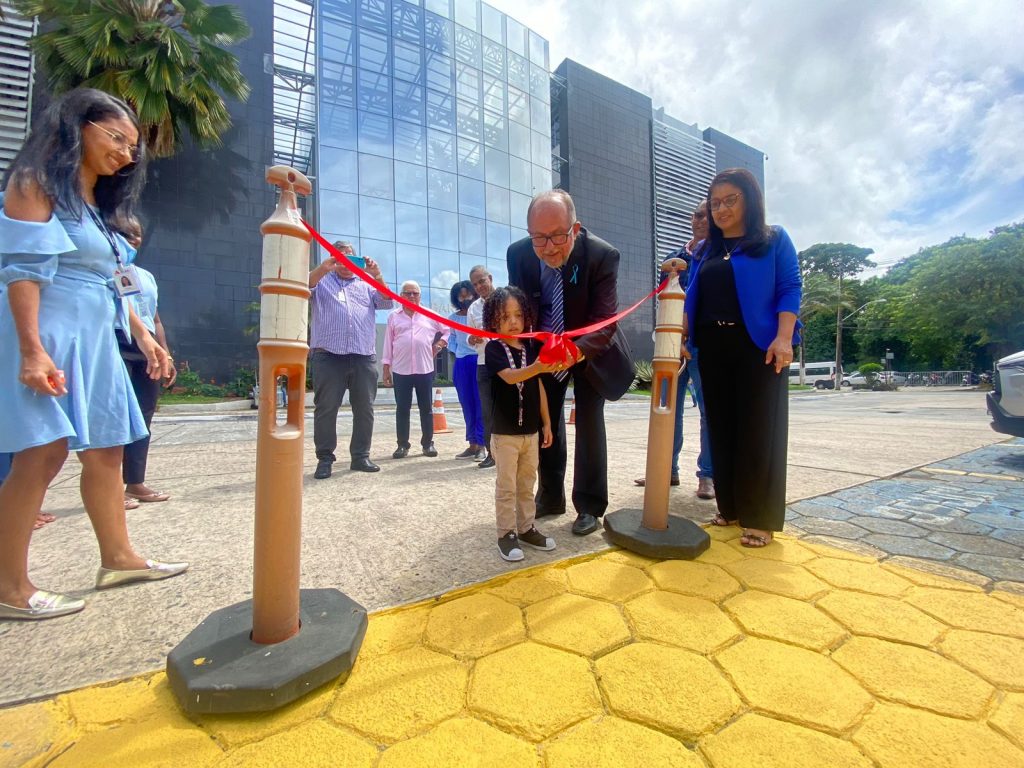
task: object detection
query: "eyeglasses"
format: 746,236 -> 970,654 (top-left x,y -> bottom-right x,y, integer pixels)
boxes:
529,225 -> 576,248
692,211 -> 708,221
88,121 -> 140,162
401,290 -> 421,296
709,193 -> 742,212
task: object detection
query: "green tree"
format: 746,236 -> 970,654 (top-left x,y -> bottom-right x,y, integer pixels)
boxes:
14,0 -> 251,156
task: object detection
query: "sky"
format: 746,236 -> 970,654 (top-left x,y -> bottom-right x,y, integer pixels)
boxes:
484,0 -> 1024,274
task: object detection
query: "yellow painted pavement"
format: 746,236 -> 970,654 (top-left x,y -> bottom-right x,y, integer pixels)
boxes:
3,531 -> 1024,768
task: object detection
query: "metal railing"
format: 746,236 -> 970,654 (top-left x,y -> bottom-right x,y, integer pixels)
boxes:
891,371 -> 973,387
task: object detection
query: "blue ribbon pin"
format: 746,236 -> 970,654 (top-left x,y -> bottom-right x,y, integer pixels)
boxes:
569,264 -> 579,285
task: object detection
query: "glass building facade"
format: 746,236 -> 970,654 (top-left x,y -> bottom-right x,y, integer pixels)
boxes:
315,0 -> 552,315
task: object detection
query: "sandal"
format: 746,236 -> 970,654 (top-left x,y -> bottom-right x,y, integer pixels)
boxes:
709,514 -> 735,527
125,490 -> 171,503
741,530 -> 774,548
124,497 -> 140,510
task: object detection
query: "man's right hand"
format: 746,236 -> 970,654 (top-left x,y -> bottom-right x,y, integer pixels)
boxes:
382,364 -> 393,387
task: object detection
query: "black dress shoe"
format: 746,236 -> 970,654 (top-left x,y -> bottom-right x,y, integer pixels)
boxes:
350,458 -> 380,472
572,512 -> 599,536
422,443 -> 438,457
393,446 -> 409,459
477,455 -> 495,469
314,459 -> 332,479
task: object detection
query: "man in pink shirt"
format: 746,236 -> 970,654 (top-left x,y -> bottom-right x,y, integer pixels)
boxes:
382,280 -> 450,458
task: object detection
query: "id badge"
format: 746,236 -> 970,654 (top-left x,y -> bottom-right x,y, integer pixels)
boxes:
113,264 -> 143,297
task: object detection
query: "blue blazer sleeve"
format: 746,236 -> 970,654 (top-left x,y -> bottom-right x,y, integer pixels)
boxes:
772,226 -> 802,316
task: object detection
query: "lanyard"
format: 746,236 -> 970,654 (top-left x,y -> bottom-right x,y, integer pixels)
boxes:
84,205 -> 124,266
500,341 -> 526,427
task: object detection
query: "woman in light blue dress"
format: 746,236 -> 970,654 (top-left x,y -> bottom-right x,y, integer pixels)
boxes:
0,89 -> 188,621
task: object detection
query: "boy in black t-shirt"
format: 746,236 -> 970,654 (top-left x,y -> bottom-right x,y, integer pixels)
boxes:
483,286 -> 557,562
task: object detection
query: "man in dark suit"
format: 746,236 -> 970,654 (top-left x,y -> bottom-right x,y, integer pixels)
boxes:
507,190 -> 634,535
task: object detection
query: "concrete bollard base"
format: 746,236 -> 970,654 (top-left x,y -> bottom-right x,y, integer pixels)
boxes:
603,508 -> 711,560
166,588 -> 367,714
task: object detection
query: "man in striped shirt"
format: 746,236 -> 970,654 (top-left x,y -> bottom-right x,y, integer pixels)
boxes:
308,241 -> 393,479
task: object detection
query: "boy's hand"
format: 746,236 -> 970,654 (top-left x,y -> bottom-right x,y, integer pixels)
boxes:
541,423 -> 553,448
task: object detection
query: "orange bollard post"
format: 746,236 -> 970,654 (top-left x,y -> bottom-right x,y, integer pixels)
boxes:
567,393 -> 576,426
432,388 -> 452,434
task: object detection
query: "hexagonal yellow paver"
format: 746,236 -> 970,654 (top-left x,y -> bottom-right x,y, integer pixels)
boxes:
486,568 -> 570,607
49,717 -> 224,768
359,606 -> 430,658
994,590 -> 1024,610
938,629 -> 1024,689
800,540 -> 880,563
854,701 -> 1024,768
880,561 -> 987,591
804,557 -> 913,597
722,591 -> 846,651
424,593 -> 526,659
0,699 -> 73,768
468,642 -> 602,741
544,716 -> 704,768
648,560 -> 741,602
601,549 -> 658,571
218,721 -> 376,768
377,718 -> 538,768
832,636 -> 994,718
328,646 -> 468,743
706,524 -> 742,543
725,535 -> 817,564
702,712 -> 874,768
715,637 -> 872,732
721,559 -> 829,600
816,590 -> 946,647
696,539 -> 745,566
65,674 -> 179,728
595,643 -> 741,739
625,591 -> 740,654
905,588 -> 1024,638
565,560 -> 652,602
991,693 -> 1024,749
525,593 -> 631,658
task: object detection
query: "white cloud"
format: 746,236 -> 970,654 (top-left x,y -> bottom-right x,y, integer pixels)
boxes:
486,0 -> 1024,272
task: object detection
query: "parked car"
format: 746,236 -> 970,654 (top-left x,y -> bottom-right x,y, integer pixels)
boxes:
848,371 -> 906,390
988,350 -> 1024,437
813,372 -> 852,390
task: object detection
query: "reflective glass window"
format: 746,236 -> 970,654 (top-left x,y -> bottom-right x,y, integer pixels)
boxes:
424,13 -> 453,54
457,138 -> 484,180
483,109 -> 507,150
361,238 -> 397,282
358,69 -> 391,115
396,243 -> 430,290
393,80 -> 425,124
428,209 -> 459,250
395,202 -> 429,245
481,4 -> 503,42
424,0 -> 450,19
394,160 -> 428,204
487,256 -> 508,288
482,75 -> 505,113
360,196 -> 395,240
508,120 -> 530,160
357,30 -> 389,74
486,221 -> 511,261
358,153 -> 394,198
321,190 -> 360,234
323,0 -> 357,23
530,62 -> 549,103
509,192 -> 531,229
455,62 -> 480,103
427,128 -> 457,171
454,25 -> 481,67
357,0 -> 390,33
321,16 -> 356,65
426,88 -> 454,132
453,0 -> 478,31
321,61 -> 356,108
484,147 -> 509,188
392,0 -> 423,44
485,183 -> 510,225
458,176 -> 485,218
320,105 -> 358,150
320,146 -> 359,193
531,130 -> 549,167
425,53 -> 453,95
459,214 -> 485,255
530,96 -> 549,134
358,112 -> 393,156
532,163 -> 551,194
428,169 -> 458,211
429,248 -> 460,305
505,17 -> 525,57
529,30 -> 547,67
507,85 -> 529,125
506,51 -> 528,91
393,119 -> 426,163
482,40 -> 505,79
393,41 -> 422,82
456,99 -> 481,141
509,154 -> 532,195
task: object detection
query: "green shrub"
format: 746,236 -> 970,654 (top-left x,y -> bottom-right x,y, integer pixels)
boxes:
632,360 -> 653,390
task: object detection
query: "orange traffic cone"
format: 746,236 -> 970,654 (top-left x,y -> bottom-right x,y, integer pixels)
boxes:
567,393 -> 576,426
432,388 -> 452,434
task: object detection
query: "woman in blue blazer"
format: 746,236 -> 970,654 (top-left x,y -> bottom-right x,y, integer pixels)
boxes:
683,168 -> 801,547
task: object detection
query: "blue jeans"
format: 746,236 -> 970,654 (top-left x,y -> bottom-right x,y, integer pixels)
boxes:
672,348 -> 713,479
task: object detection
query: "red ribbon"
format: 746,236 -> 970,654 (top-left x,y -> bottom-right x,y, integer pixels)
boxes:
303,221 -> 665,366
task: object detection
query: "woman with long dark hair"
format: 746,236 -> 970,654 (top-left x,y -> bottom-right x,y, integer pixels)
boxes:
682,168 -> 802,547
0,88 -> 187,621
449,279 -> 486,461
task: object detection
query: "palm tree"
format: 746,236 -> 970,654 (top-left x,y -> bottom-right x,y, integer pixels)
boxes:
12,0 -> 250,157
798,272 -> 855,384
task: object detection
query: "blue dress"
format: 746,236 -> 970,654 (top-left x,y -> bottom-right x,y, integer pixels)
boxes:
0,194 -> 147,452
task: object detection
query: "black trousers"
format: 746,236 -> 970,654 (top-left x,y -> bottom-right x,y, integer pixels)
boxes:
312,350 -> 378,463
393,372 -> 434,448
476,364 -> 493,449
537,365 -> 608,517
697,324 -> 789,531
122,352 -> 161,485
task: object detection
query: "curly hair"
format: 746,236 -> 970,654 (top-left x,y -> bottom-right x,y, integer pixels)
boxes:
449,279 -> 476,310
482,285 -> 534,334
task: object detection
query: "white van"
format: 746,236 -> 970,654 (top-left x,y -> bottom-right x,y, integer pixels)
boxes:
789,361 -> 842,389
988,350 -> 1024,437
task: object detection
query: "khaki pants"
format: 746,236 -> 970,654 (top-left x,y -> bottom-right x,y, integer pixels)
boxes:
491,433 -> 539,535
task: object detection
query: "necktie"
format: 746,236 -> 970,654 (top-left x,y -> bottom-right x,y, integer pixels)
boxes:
549,265 -> 569,382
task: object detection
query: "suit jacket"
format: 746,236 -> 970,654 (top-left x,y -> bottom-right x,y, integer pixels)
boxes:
507,228 -> 635,401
